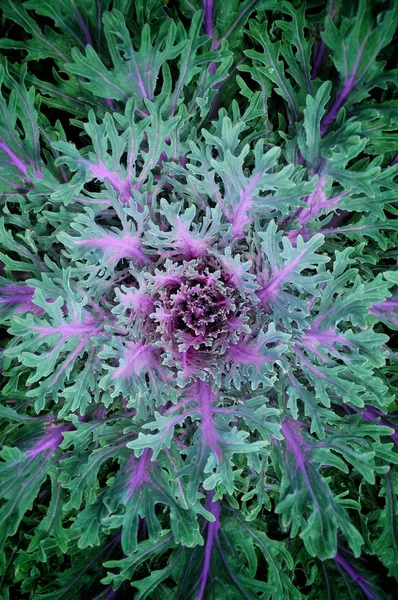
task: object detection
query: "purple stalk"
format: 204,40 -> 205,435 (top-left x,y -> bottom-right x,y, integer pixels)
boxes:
343,404 -> 398,446
226,338 -> 274,370
287,179 -> 349,242
196,490 -> 221,600
0,284 -> 47,315
203,0 -> 260,51
391,153 -> 398,166
70,0 -> 93,46
104,98 -> 118,110
301,326 -> 354,361
321,34 -> 370,135
111,341 -> 163,380
26,422 -> 74,458
197,380 -> 221,458
280,417 -> 309,470
203,1 -> 214,40
82,159 -> 131,202
74,232 -> 148,267
300,191 -> 347,226
126,448 -> 152,499
222,0 -> 259,45
370,299 -> 398,328
295,345 -> 330,382
208,56 -> 247,120
311,1 -> 338,80
231,172 -> 260,238
0,140 -> 28,178
320,84 -> 348,134
49,337 -> 93,388
333,553 -> 379,600
362,406 -> 398,446
32,316 -> 101,339
312,40 -> 326,79
258,248 -> 307,302
0,139 -> 42,181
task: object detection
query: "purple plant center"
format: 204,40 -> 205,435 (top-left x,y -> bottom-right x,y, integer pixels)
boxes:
148,258 -> 252,373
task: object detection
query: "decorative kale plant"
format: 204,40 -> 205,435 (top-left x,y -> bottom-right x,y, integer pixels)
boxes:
0,1 -> 398,598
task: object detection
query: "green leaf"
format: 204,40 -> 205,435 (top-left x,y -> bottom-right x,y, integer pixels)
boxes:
322,0 -> 398,109
0,447 -> 53,553
26,472 -> 70,560
373,470 -> 398,578
298,81 -> 331,171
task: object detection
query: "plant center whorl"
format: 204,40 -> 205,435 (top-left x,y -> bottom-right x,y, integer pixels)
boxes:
149,258 -> 251,374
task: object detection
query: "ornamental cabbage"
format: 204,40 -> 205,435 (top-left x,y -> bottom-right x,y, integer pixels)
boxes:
0,1 -> 397,599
